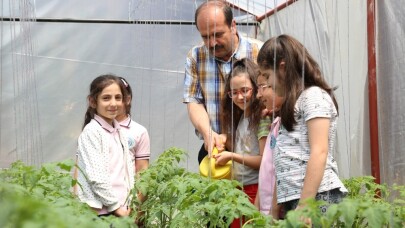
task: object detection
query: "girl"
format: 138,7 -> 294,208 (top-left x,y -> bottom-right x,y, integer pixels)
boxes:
254,71 -> 284,216
116,77 -> 150,202
257,35 -> 347,218
76,74 -> 133,217
215,58 -> 270,206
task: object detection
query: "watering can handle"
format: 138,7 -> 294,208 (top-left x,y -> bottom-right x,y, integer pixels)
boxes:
210,147 -> 218,176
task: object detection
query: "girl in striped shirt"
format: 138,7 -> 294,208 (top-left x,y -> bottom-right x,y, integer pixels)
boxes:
257,35 -> 347,218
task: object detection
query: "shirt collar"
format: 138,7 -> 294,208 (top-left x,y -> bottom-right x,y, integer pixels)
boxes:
119,115 -> 132,128
94,114 -> 120,133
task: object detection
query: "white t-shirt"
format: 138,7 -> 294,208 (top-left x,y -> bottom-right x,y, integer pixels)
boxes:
275,86 -> 347,204
233,116 -> 270,185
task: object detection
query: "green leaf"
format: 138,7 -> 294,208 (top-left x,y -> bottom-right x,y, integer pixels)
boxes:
362,206 -> 388,227
338,199 -> 358,226
57,159 -> 75,172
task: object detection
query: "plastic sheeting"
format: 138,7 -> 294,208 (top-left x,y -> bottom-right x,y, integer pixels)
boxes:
376,1 -> 405,186
1,0 -> 403,185
258,0 -> 404,185
257,0 -> 371,179
0,0 -> 256,173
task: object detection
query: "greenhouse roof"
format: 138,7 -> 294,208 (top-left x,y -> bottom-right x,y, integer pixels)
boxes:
226,0 -> 289,19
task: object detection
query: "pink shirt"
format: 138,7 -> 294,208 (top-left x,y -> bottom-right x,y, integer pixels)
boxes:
258,117 -> 280,215
119,116 -> 151,164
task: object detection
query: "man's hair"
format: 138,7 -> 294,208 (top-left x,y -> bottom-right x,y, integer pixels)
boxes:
195,0 -> 233,30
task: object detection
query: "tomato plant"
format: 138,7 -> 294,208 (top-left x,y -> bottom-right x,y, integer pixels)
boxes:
1,148 -> 403,228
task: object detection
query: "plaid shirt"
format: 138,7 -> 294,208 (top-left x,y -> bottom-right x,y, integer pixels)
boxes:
183,34 -> 262,136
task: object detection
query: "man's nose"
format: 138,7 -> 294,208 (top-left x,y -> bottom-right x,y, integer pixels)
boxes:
208,37 -> 217,47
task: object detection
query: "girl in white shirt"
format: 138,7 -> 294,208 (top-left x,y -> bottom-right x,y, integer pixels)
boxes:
76,74 -> 134,217
216,58 -> 270,204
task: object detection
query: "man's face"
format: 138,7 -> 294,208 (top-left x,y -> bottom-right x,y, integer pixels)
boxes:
196,7 -> 236,61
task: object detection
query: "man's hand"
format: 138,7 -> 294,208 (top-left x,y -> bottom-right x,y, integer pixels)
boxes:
204,132 -> 226,155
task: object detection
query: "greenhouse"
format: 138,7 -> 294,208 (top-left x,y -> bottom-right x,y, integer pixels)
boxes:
1,0 -> 404,227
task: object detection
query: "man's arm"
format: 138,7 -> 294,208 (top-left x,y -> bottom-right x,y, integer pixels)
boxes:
187,103 -> 224,153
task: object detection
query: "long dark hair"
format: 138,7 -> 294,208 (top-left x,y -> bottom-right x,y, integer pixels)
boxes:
257,34 -> 338,131
220,58 -> 263,147
82,74 -> 128,129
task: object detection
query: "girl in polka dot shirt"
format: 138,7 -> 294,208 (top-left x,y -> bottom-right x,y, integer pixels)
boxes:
76,74 -> 134,217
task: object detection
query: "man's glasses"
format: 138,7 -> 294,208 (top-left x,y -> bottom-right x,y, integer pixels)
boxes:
228,87 -> 253,98
257,84 -> 271,93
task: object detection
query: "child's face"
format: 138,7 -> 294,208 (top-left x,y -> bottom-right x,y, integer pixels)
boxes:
94,82 -> 123,125
259,67 -> 285,97
256,74 -> 284,113
229,73 -> 253,111
116,96 -> 130,122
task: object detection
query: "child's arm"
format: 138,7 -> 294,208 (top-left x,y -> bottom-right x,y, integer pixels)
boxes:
271,183 -> 279,219
135,159 -> 149,203
214,152 -> 261,168
214,136 -> 266,169
299,117 -> 329,205
254,190 -> 260,210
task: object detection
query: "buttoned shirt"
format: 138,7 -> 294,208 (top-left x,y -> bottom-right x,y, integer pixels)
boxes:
183,34 -> 262,136
76,114 -> 135,215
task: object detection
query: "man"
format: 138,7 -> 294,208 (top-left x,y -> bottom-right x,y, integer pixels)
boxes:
183,0 -> 262,164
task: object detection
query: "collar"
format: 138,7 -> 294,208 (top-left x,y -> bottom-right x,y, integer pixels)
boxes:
94,114 -> 120,133
119,115 -> 131,128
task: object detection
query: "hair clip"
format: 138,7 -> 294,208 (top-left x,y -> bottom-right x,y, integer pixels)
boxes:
120,78 -> 128,88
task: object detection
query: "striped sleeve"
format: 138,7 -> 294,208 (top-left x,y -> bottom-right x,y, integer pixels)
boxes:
257,116 -> 271,139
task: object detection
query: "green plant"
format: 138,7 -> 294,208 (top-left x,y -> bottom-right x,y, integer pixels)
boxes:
133,147 -> 272,227
1,152 -> 403,228
275,176 -> 404,227
0,160 -> 136,228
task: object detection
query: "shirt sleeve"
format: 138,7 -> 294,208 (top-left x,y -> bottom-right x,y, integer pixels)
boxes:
183,48 -> 204,104
257,116 -> 271,140
134,128 -> 151,160
301,87 -> 336,122
78,127 -> 120,212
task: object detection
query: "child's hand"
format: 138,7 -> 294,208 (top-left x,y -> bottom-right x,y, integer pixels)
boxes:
295,204 -> 312,226
113,206 -> 131,217
213,151 -> 232,165
261,108 -> 270,117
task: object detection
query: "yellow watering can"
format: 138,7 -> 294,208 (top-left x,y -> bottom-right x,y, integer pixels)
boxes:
199,147 -> 232,179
